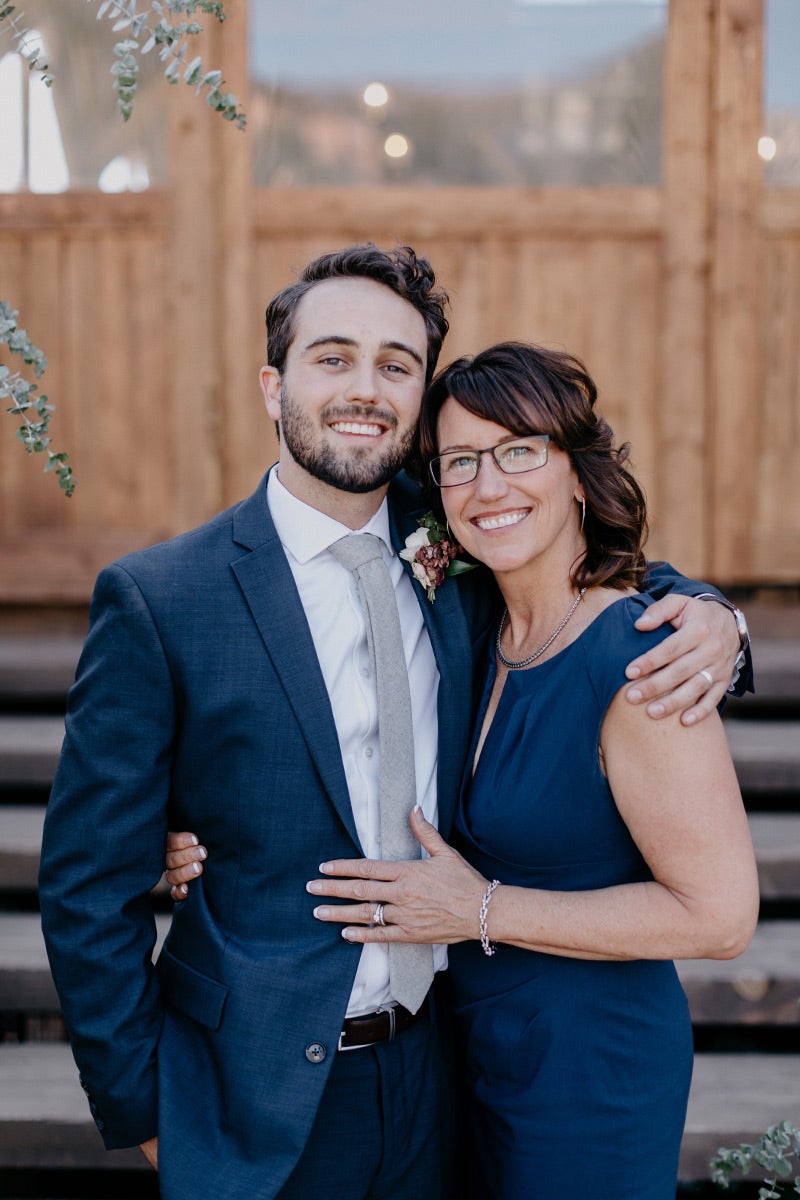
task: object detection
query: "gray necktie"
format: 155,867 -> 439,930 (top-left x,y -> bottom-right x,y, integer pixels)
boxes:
330,533 -> 434,1014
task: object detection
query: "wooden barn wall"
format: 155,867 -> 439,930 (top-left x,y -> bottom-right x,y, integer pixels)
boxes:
0,0 -> 797,610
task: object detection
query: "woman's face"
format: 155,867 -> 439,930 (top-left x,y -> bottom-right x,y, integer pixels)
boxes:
435,396 -> 584,578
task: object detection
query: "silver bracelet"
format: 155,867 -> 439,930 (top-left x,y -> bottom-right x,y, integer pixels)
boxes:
479,879 -> 500,957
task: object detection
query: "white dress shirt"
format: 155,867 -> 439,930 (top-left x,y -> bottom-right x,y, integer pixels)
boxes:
267,469 -> 445,1015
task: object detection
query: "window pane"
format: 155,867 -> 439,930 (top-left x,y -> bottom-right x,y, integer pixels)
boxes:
249,0 -> 668,186
763,0 -> 800,185
0,0 -> 165,192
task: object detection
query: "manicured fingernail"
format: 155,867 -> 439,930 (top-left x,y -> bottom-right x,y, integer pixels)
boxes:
627,688 -> 642,703
647,703 -> 665,717
319,862 -> 332,874
683,712 -> 697,726
313,906 -> 329,919
179,884 -> 188,896
306,881 -> 321,894
342,929 -> 355,941
197,847 -> 207,860
192,862 -> 201,875
626,666 -> 641,679
190,835 -> 199,846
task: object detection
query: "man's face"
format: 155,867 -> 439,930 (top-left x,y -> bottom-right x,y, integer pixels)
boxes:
261,277 -> 428,509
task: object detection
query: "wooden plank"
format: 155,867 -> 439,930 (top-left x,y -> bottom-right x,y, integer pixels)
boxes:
0,1044 -> 146,1169
1,1044 -> 797,1177
749,813 -> 800,899
0,531 -> 162,605
165,84 -> 222,533
680,1053 -> 800,1180
254,186 -> 663,239
0,914 -> 171,1010
754,235 -> 800,580
724,719 -> 800,793
762,187 -> 800,233
0,191 -> 167,231
207,11 -> 266,509
656,0 -> 714,576
678,921 -> 800,1024
0,716 -> 64,786
0,634 -> 81,698
0,807 -> 45,891
125,230 -> 173,532
709,0 -> 765,579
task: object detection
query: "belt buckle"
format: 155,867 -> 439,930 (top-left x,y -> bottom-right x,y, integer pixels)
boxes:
337,1004 -> 397,1052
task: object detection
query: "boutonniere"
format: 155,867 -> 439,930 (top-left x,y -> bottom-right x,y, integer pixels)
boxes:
399,513 -> 477,602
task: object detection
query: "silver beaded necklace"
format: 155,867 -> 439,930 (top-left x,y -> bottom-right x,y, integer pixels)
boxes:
496,588 -> 587,670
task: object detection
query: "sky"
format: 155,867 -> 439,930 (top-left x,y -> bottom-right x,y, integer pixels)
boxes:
249,0 -> 798,109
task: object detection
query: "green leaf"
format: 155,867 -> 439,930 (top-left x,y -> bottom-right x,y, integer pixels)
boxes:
446,559 -> 479,578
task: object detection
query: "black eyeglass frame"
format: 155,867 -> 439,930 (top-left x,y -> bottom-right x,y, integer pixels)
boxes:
429,434 -> 551,488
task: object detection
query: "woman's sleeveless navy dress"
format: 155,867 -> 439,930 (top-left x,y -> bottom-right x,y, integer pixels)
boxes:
448,596 -> 694,1200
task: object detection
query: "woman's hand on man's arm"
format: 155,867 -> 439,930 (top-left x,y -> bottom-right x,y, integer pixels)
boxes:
164,831 -> 206,900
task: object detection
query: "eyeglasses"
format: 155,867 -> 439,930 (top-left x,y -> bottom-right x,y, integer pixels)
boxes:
429,435 -> 551,487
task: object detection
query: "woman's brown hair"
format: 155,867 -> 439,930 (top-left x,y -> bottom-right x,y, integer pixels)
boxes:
416,341 -> 649,591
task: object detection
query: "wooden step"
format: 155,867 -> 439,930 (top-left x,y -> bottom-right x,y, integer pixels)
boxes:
0,805 -> 44,889
724,719 -> 800,793
3,807 -> 799,899
742,636 -> 800,703
1,714 -> 797,801
680,1052 -> 800,1180
0,915 -> 171,1012
0,1043 -> 146,1169
0,636 -> 81,703
1,1043 -> 797,1179
0,716 -> 63,787
677,921 -> 800,1023
0,909 -> 796,1027
750,813 -> 800,899
0,806 -> 173,895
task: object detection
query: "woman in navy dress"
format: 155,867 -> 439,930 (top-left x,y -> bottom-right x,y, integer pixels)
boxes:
309,342 -> 759,1199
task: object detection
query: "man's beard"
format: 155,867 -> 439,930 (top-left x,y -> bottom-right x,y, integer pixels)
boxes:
279,385 -> 417,494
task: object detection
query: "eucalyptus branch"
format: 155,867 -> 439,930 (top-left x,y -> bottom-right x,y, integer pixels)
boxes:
711,1122 -> 800,1199
92,0 -> 246,126
0,5 -> 54,85
0,304 -> 75,497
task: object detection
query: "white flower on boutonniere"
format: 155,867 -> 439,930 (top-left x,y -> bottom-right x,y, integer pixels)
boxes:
399,513 -> 477,601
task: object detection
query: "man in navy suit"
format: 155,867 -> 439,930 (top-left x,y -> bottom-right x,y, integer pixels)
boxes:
40,245 -> 748,1200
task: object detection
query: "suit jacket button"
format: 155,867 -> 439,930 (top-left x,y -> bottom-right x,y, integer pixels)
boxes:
305,1042 -> 327,1064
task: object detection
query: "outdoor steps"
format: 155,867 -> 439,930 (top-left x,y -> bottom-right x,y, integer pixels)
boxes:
0,1043 -> 797,1177
680,1054 -> 800,1180
1,708 -> 799,799
0,613 -> 798,1188
1,911 -> 797,1023
1,914 -> 171,1011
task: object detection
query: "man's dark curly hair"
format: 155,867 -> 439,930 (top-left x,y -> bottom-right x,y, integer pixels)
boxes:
265,244 -> 450,384
417,341 -> 649,591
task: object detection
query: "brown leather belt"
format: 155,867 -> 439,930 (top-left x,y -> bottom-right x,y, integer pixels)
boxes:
338,996 -> 429,1052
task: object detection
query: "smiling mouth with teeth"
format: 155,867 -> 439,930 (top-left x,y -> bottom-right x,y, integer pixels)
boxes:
329,421 -> 386,437
474,510 -> 529,531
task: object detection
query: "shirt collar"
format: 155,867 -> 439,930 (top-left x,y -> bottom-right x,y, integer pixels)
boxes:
267,467 -> 394,566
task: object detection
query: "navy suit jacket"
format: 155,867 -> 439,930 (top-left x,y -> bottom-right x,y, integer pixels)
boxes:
39,472 -> 492,1199
39,471 -> 747,1199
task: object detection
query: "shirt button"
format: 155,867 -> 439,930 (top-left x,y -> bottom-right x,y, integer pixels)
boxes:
364,746 -> 374,759
305,1042 -> 327,1064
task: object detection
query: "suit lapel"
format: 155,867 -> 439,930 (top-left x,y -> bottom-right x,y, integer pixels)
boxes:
388,497 -> 474,839
230,478 -> 361,850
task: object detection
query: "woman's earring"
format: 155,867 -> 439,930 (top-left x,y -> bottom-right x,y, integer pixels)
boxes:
579,497 -> 586,532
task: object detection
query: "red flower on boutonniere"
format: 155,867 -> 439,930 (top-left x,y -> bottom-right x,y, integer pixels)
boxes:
399,513 -> 477,601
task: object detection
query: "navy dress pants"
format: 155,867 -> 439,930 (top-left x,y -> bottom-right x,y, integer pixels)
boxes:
277,1008 -> 448,1200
